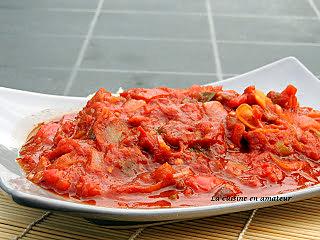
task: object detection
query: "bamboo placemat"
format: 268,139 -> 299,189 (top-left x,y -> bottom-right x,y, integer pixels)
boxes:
0,190 -> 319,240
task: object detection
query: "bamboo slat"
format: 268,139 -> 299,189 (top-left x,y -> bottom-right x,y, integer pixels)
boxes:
241,198 -> 320,240
137,211 -> 251,240
0,190 -> 320,240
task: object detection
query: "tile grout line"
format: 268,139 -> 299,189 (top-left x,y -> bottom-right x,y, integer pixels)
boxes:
205,0 -> 223,81
48,8 -> 206,16
63,0 -> 105,96
237,209 -> 257,240
3,33 -> 210,43
6,27 -> 320,46
6,28 -> 320,47
33,66 -> 218,76
218,39 -> 320,46
45,8 -> 319,19
13,211 -> 52,240
308,0 -> 320,18
32,66 -> 239,76
128,227 -> 145,240
79,68 -> 217,76
5,32 -> 320,47
93,35 -> 210,42
207,13 -> 318,20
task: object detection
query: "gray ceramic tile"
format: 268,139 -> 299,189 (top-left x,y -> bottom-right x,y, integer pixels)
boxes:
0,67 -> 69,95
0,0 -> 98,10
81,39 -> 215,73
103,0 -> 206,13
0,36 -> 82,68
211,0 -> 315,17
0,9 -> 93,35
215,16 -> 320,43
69,71 -> 216,96
223,74 -> 237,79
219,42 -> 320,75
94,13 -> 209,39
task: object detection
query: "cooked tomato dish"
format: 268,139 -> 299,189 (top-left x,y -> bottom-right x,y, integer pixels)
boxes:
18,85 -> 320,208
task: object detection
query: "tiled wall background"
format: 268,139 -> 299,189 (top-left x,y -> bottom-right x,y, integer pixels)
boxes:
1,0 -> 320,96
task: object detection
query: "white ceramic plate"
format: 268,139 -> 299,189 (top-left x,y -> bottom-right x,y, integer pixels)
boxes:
0,57 -> 319,222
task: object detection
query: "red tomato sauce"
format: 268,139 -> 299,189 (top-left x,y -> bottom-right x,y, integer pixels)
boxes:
17,85 -> 320,208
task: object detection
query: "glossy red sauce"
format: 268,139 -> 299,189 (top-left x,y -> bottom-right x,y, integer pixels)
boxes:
17,85 -> 320,208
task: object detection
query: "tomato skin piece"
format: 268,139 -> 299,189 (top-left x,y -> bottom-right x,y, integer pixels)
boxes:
227,94 -> 248,108
231,122 -> 246,147
239,176 -> 263,188
113,182 -> 164,194
270,154 -> 307,171
149,190 -> 179,199
128,115 -> 148,126
214,183 -> 242,198
44,138 -> 80,161
185,175 -> 223,192
50,152 -> 86,170
123,99 -> 146,112
160,121 -> 193,147
203,101 -> 228,122
307,110 -> 320,121
79,182 -> 101,198
261,163 -> 284,183
53,114 -> 77,144
129,200 -> 172,208
40,169 -> 71,192
34,122 -> 60,145
151,163 -> 176,184
120,88 -> 170,101
111,163 -> 176,194
225,161 -> 248,176
55,179 -> 71,192
75,176 -> 102,198
17,156 -> 36,174
294,115 -> 320,131
19,122 -> 60,171
41,169 -> 60,185
137,126 -> 158,152
268,85 -> 298,110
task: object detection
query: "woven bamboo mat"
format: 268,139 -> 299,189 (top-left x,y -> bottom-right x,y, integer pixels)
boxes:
0,190 -> 319,240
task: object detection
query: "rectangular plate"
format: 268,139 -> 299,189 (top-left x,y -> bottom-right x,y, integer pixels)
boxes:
0,57 -> 319,222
